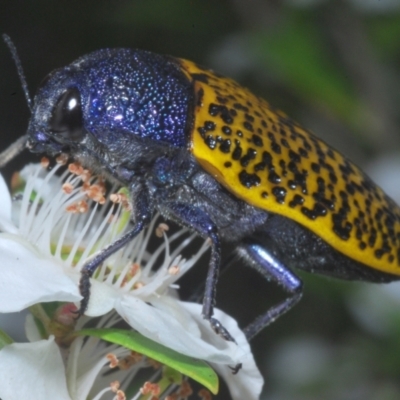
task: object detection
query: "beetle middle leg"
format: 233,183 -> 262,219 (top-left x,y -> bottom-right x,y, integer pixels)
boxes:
237,242 -> 303,340
165,202 -> 236,342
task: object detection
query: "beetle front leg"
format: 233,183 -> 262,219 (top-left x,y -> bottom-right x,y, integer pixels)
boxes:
166,203 -> 235,342
78,189 -> 151,316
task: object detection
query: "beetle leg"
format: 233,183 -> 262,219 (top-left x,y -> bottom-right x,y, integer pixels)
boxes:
78,190 -> 151,316
238,243 -> 303,340
166,203 -> 236,342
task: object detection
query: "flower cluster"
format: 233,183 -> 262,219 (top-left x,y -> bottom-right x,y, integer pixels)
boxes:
0,159 -> 263,399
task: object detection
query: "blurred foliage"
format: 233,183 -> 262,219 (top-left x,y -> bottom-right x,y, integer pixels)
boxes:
252,11 -> 361,129
1,0 -> 400,399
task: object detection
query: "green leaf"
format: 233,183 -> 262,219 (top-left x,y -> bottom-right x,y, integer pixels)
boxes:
78,328 -> 219,394
0,329 -> 13,350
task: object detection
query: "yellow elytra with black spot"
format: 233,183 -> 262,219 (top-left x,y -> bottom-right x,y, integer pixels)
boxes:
178,59 -> 400,277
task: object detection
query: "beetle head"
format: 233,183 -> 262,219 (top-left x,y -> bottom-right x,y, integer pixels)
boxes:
27,48 -> 192,172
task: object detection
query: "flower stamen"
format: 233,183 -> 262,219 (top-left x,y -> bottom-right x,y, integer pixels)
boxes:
140,381 -> 161,397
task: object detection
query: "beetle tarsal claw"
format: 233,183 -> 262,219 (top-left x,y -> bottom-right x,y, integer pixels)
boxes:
209,317 -> 236,343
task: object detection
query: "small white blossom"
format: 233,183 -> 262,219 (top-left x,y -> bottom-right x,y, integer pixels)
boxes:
0,162 -> 263,399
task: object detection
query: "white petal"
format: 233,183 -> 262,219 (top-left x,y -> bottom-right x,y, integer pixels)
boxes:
0,235 -> 81,312
115,296 -> 245,364
0,337 -> 71,400
25,314 -> 42,342
67,336 -> 109,400
84,278 -> 119,317
0,174 -> 17,234
187,305 -> 264,400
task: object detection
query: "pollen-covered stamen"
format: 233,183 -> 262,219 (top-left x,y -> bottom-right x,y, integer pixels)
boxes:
198,388 -> 212,400
168,265 -> 180,275
84,183 -> 106,204
133,281 -> 145,289
41,156 -> 50,168
66,199 -> 89,214
118,351 -> 144,369
115,390 -> 126,400
178,380 -> 193,397
155,222 -> 169,238
68,161 -> 84,176
120,263 -> 141,287
110,192 -> 131,211
15,159 -> 130,269
106,353 -> 119,368
140,381 -> 161,397
55,153 -> 69,165
80,168 -> 92,183
62,182 -> 74,194
106,351 -> 145,370
105,381 -> 125,400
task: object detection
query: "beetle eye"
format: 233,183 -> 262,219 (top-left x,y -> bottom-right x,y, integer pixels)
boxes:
50,87 -> 84,141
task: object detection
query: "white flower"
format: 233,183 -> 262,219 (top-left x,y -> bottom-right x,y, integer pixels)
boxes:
0,161 -> 263,399
0,313 -> 157,400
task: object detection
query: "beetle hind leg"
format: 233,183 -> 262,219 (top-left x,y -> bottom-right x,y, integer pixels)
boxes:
237,242 -> 303,340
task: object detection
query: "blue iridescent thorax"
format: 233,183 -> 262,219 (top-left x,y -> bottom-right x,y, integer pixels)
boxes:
29,48 -> 193,150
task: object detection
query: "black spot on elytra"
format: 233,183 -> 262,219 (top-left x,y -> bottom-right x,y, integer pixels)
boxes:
254,162 -> 266,171
252,134 -> 263,147
280,138 -> 289,148
233,102 -> 249,112
216,96 -> 228,104
209,103 -> 220,116
271,142 -> 281,154
272,186 -> 287,204
245,113 -> 254,122
191,73 -> 209,83
196,88 -> 204,107
240,148 -> 257,167
222,126 -> 232,135
289,194 -> 304,208
311,162 -> 321,173
268,170 -> 281,184
332,213 -> 352,240
219,139 -> 231,153
239,170 -> 260,188
243,121 -> 254,132
204,121 -> 216,132
232,142 -> 242,160
288,150 -> 301,163
205,135 -> 216,150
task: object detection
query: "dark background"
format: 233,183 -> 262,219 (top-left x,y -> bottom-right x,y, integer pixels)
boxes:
1,1 -> 400,399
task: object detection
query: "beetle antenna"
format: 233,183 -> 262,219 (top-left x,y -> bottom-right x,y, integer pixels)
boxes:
2,34 -> 32,112
0,134 -> 29,168
0,34 -> 31,167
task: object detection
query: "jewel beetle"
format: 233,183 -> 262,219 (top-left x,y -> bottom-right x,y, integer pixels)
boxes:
2,36 -> 400,342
